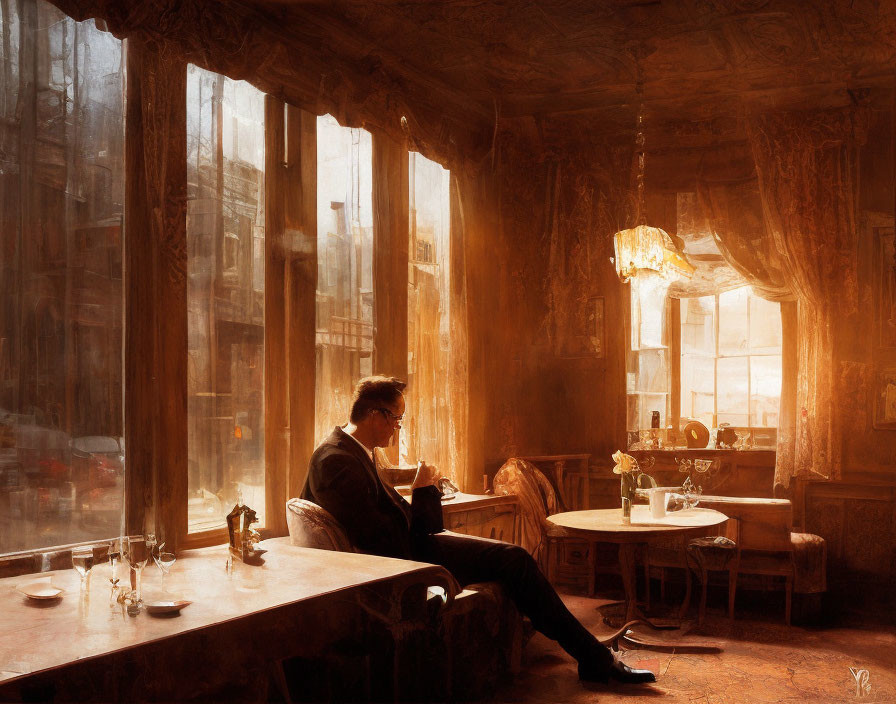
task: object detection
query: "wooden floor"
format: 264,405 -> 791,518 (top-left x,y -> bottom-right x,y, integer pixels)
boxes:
494,594 -> 896,703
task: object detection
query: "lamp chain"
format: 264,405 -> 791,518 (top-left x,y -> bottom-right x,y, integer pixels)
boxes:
635,59 -> 646,227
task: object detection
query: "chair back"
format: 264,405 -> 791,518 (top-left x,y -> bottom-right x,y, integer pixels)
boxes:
493,458 -> 560,560
698,496 -> 793,553
285,498 -> 357,552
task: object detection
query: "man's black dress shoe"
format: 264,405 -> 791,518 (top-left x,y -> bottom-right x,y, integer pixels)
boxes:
578,659 -> 657,684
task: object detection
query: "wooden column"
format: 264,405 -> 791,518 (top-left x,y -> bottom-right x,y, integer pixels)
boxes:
264,100 -> 317,536
287,106 -> 319,502
448,174 -> 469,489
124,40 -> 188,546
372,133 -> 409,465
372,133 -> 409,379
453,170 -> 493,493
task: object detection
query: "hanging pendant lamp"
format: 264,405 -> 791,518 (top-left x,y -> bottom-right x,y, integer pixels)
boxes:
613,59 -> 694,284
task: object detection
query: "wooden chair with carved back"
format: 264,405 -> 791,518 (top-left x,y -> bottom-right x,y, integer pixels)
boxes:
493,457 -> 597,594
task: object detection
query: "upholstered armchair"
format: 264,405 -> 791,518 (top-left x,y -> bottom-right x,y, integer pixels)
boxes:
284,497 -> 524,698
285,498 -> 357,553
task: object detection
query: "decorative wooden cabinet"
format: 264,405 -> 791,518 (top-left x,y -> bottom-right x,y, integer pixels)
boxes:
625,449 -> 776,498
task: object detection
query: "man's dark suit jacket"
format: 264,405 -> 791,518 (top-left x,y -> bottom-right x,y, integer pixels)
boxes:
300,426 -> 444,559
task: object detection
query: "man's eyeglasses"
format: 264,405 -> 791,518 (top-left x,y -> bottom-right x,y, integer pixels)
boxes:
376,407 -> 403,426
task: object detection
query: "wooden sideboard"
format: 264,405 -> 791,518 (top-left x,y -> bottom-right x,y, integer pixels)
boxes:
619,449 -> 777,498
440,493 -> 520,545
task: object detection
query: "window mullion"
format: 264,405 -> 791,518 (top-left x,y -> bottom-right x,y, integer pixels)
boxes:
713,294 -> 719,428
747,293 -> 752,430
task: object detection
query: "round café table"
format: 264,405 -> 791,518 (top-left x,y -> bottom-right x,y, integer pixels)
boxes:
547,505 -> 728,624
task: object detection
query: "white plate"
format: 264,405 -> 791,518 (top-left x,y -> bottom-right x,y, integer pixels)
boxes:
16,581 -> 64,600
145,600 -> 191,614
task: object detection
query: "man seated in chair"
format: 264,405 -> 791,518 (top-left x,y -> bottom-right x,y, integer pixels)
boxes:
301,375 -> 655,686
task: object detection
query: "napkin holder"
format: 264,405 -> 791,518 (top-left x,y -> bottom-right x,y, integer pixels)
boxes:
226,500 -> 266,565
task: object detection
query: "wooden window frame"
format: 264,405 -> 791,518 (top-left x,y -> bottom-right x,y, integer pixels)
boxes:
125,49 -> 321,553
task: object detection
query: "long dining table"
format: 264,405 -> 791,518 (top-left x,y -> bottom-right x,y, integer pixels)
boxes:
0,538 -> 457,702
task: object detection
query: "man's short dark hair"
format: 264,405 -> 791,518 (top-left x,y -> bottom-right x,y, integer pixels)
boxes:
350,376 -> 406,423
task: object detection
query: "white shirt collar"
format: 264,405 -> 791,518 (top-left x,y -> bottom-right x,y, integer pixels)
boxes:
342,425 -> 374,463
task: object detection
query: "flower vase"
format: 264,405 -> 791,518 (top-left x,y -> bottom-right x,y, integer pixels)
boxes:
620,472 -> 635,525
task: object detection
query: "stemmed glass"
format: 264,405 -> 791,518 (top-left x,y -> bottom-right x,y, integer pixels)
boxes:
123,535 -> 150,610
107,539 -> 122,605
153,543 -> 176,593
71,545 -> 96,594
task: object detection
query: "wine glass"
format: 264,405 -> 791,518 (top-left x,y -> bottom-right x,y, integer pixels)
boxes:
123,535 -> 150,607
154,549 -> 176,592
72,545 -> 96,594
107,539 -> 122,605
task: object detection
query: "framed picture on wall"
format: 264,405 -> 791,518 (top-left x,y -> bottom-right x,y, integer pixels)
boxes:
873,364 -> 896,429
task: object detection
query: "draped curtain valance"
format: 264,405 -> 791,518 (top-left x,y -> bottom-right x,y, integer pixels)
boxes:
695,159 -> 793,302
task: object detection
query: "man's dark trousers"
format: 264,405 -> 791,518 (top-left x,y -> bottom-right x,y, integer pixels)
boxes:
414,531 -> 604,663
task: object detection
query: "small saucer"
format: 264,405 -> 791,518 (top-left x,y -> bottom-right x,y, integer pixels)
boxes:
144,600 -> 191,615
16,581 -> 64,600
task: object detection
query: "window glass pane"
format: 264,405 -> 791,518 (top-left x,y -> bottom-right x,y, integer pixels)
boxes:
635,349 -> 668,393
749,294 -> 782,354
718,287 -> 749,356
630,274 -> 670,350
750,355 -> 781,427
681,296 -> 714,356
315,116 -> 373,446
627,274 -> 670,435
403,153 -> 452,478
628,393 -> 669,432
1,2 -> 125,553
717,356 -> 749,426
681,355 -> 715,428
186,66 -> 265,532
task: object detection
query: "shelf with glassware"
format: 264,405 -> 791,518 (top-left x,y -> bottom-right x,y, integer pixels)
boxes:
627,448 -> 775,499
589,448 -> 775,510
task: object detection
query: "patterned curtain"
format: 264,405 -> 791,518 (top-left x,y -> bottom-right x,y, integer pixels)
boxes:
695,148 -> 796,494
746,107 -> 869,489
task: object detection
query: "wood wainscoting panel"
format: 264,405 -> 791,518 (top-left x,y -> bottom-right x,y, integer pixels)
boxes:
801,479 -> 896,609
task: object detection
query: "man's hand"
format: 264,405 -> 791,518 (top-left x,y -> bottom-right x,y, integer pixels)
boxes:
411,461 -> 440,490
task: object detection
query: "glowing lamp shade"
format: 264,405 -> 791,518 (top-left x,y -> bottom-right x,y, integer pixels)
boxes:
613,225 -> 695,283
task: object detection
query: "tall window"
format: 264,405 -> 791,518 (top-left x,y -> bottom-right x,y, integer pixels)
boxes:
0,1 -> 125,553
186,65 -> 266,532
403,153 -> 452,479
314,116 -> 374,444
